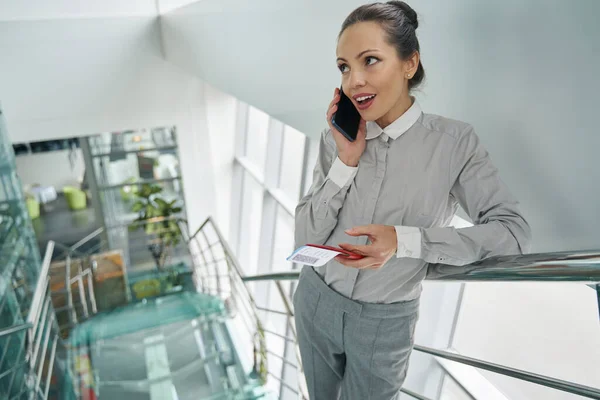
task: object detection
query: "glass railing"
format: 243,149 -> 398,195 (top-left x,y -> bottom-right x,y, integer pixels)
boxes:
0,243 -> 73,399
179,219 -> 272,390
1,102 -> 50,399
2,227 -> 270,399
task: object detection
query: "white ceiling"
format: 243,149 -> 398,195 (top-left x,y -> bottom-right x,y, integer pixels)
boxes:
0,0 -> 157,20
0,0 -> 201,21
0,17 -> 199,142
158,0 -> 201,14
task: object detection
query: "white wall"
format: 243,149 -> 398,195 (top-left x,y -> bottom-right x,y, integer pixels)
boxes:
203,82 -> 238,240
15,149 -> 84,190
0,16 -> 217,230
453,283 -> 600,400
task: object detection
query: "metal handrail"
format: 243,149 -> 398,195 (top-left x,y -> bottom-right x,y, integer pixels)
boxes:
181,217 -> 308,399
240,249 -> 600,283
425,250 -> 600,282
238,256 -> 600,399
27,242 -> 55,331
70,227 -> 104,253
415,345 -> 600,399
52,240 -> 91,261
0,241 -> 79,400
48,235 -> 102,334
0,232 -> 105,399
182,217 -> 600,399
400,388 -> 433,400
0,323 -> 32,338
242,272 -> 300,282
183,218 -> 266,329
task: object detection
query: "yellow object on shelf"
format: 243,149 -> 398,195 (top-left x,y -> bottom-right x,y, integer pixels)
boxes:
63,186 -> 87,210
26,197 -> 40,219
132,279 -> 161,299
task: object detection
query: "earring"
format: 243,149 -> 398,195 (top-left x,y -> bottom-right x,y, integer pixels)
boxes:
407,74 -> 412,78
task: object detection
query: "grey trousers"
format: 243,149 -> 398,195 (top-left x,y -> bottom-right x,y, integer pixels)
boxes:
293,266 -> 419,400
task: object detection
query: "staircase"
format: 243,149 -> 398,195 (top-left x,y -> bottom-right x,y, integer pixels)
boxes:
65,292 -> 267,400
42,219 -> 277,400
0,214 -> 285,400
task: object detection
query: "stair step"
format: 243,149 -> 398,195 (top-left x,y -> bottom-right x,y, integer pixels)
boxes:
65,292 -> 269,400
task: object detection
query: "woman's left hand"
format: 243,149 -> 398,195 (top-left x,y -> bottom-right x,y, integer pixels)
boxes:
336,225 -> 397,270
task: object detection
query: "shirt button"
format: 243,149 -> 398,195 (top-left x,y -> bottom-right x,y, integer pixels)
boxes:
406,250 -> 413,256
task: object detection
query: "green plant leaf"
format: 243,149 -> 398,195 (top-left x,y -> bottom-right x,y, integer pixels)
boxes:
146,223 -> 156,234
150,185 -> 163,194
154,198 -> 168,212
139,184 -> 152,198
131,201 -> 145,212
145,204 -> 158,218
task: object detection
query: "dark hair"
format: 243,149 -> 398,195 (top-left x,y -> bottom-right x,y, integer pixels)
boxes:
339,1 -> 425,91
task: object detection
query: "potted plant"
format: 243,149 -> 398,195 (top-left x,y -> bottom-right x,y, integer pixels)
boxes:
164,267 -> 185,293
129,183 -> 183,270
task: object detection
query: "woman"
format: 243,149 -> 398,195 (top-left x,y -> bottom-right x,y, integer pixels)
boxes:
293,2 -> 532,399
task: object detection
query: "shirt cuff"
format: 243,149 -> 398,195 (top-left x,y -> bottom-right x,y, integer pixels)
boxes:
395,226 -> 422,259
327,157 -> 358,188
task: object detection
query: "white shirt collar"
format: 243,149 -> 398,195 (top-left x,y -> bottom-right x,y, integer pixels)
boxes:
366,98 -> 422,140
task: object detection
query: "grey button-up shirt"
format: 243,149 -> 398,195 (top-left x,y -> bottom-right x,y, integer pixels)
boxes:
295,100 -> 532,303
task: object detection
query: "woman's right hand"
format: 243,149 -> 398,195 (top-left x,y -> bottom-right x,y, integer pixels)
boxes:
327,87 -> 367,168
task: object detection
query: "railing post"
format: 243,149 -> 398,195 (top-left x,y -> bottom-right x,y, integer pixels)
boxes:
65,255 -> 77,325
596,284 -> 600,321
74,258 -> 89,319
201,226 -> 221,296
77,274 -> 89,319
87,269 -> 98,314
193,233 -> 212,295
275,282 -> 296,340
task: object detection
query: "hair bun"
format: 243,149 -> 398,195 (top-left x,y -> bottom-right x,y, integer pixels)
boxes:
387,1 -> 418,29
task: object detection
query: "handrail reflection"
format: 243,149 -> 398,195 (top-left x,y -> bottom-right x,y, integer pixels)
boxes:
425,250 -> 600,282
241,250 -> 600,283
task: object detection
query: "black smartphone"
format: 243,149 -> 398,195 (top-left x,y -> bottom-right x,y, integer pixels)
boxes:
331,87 -> 361,142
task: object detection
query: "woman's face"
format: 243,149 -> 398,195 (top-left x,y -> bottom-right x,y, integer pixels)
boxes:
336,21 -> 415,123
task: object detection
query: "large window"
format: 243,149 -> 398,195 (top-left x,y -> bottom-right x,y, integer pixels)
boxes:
278,125 -> 306,203
272,205 -> 295,271
237,171 -> 264,276
232,103 -> 313,276
244,106 -> 270,176
231,102 -> 314,399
